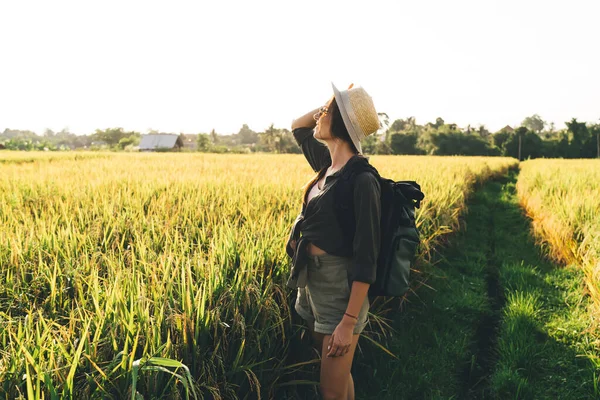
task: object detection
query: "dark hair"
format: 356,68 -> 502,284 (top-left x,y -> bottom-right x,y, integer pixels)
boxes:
327,98 -> 359,154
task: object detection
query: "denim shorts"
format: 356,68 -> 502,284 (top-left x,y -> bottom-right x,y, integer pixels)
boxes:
295,253 -> 370,335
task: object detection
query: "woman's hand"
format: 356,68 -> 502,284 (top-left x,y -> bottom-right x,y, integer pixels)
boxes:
291,107 -> 320,131
285,238 -> 297,258
326,317 -> 355,357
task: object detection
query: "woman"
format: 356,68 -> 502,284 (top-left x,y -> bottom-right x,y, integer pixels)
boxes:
285,83 -> 382,400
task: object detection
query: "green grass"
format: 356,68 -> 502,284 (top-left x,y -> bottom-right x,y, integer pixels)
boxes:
351,174 -> 502,399
351,169 -> 599,399
490,172 -> 599,399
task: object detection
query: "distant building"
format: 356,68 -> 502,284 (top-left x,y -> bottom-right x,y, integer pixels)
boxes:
139,134 -> 184,152
500,125 -> 514,133
0,143 -> 5,150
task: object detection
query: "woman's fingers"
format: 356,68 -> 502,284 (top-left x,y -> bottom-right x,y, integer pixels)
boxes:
328,345 -> 340,358
328,346 -> 337,358
327,335 -> 335,357
334,345 -> 344,357
342,345 -> 350,355
327,346 -> 339,357
338,341 -> 349,357
327,336 -> 351,357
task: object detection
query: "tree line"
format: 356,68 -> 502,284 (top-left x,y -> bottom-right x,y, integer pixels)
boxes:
1,114 -> 599,159
378,115 -> 600,160
0,128 -> 141,151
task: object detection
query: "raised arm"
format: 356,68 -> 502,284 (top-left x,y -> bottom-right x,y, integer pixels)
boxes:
291,108 -> 318,131
291,108 -> 331,172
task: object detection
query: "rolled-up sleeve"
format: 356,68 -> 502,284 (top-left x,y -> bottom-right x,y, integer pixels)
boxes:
292,127 -> 331,172
350,172 -> 381,284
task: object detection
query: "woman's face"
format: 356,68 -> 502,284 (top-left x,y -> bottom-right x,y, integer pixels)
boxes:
314,103 -> 333,141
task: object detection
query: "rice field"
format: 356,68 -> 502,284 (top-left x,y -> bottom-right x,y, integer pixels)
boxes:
0,152 -> 517,399
516,159 -> 600,323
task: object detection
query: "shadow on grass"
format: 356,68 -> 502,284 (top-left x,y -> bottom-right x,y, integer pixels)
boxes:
486,172 -> 599,400
352,170 -> 598,400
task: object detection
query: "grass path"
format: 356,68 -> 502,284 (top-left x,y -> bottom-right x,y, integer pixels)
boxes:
354,169 -> 599,399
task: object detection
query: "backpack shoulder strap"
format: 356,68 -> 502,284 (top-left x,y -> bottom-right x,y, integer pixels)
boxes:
333,157 -> 382,240
335,157 -> 380,200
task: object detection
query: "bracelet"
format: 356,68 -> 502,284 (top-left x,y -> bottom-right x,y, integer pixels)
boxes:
344,312 -> 358,320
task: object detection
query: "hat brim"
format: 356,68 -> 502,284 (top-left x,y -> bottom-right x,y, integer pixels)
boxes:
332,82 -> 363,154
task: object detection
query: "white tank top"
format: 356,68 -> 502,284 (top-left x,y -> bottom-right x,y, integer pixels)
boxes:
306,180 -> 322,203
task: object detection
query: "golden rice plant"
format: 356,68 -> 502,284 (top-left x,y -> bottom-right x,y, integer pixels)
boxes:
0,151 -> 112,165
516,159 -> 600,324
0,152 -> 517,398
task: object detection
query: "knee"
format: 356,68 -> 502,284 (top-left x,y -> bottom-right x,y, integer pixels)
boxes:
320,385 -> 346,400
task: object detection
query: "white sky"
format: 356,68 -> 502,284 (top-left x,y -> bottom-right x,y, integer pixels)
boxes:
1,0 -> 599,135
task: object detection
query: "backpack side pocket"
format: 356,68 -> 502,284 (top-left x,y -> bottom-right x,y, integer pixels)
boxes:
384,226 -> 419,296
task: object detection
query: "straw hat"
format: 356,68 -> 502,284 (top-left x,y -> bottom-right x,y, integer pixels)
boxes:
332,83 -> 380,154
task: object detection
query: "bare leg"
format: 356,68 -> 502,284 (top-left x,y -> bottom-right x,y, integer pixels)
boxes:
319,334 -> 360,400
347,373 -> 354,400
307,320 -> 325,355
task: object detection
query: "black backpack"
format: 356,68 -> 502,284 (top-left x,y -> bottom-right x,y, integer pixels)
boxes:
334,157 -> 425,298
